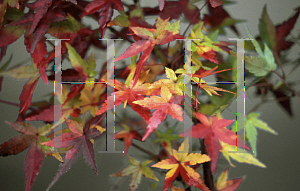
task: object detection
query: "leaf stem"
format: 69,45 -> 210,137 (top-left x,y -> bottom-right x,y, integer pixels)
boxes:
131,142 -> 160,161
273,51 -> 286,78
271,70 -> 296,96
0,99 -> 36,111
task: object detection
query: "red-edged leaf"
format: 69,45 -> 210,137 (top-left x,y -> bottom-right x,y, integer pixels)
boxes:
152,138 -> 210,191
114,40 -> 154,62
96,79 -> 151,123
215,167 -> 244,191
181,112 -> 249,174
18,77 -> 39,122
133,86 -> 183,141
24,141 -> 44,191
44,119 -> 103,190
274,11 -> 300,53
196,46 -> 219,64
132,40 -> 156,87
209,0 -> 222,8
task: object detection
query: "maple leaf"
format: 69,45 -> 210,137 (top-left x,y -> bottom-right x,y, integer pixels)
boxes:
214,167 -> 244,191
133,85 -> 184,141
114,122 -> 142,157
180,112 -> 249,174
244,27 -> 277,77
152,138 -> 211,191
0,122 -> 61,191
110,156 -> 158,191
0,8 -> 25,58
79,83 -> 106,117
80,0 -> 124,38
273,10 -> 300,54
190,66 -> 236,97
204,3 -> 244,35
154,121 -> 182,154
220,141 -> 266,168
5,6 -> 68,53
244,112 -> 277,157
96,71 -> 152,123
189,22 -> 230,64
41,118 -> 105,191
114,17 -> 183,87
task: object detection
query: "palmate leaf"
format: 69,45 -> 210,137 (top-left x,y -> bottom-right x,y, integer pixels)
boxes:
80,0 -> 124,38
259,5 -> 276,49
181,112 -> 249,174
114,123 -> 142,157
214,167 -> 244,191
133,85 -> 183,141
220,141 -> 266,168
110,156 -> 158,191
152,138 -> 210,191
238,26 -> 277,77
0,122 -> 58,191
96,71 -> 152,124
42,118 -> 105,191
245,112 -> 277,157
114,17 -> 182,87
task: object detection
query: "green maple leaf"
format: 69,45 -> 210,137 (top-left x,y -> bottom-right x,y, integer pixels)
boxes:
259,5 -> 276,49
245,112 -> 278,157
110,156 -> 158,191
244,26 -> 277,77
154,121 -> 181,152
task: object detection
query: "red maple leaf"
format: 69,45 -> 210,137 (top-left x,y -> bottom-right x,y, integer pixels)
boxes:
80,0 -> 124,38
133,85 -> 184,141
0,122 -> 55,191
41,118 -> 104,190
96,75 -> 152,123
152,138 -> 210,191
214,167 -> 244,191
17,76 -> 40,122
114,17 -> 183,87
204,3 -> 240,35
181,112 -> 249,174
5,6 -> 68,53
274,10 -> 300,54
114,123 -> 142,157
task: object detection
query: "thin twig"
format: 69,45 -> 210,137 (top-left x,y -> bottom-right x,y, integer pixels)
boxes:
182,0 -> 209,37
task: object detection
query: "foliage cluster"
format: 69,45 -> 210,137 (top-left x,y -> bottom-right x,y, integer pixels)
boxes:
0,0 -> 299,190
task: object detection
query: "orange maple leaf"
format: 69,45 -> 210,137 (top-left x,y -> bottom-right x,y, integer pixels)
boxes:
152,138 -> 211,191
133,85 -> 183,141
96,71 -> 151,123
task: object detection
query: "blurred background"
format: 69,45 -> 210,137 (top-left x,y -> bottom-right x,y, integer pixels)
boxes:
0,0 -> 299,190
